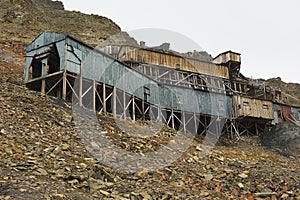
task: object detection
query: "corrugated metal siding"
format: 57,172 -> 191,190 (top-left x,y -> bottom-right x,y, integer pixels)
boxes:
25,32 -> 231,116
82,52 -> 231,116
272,111 -> 279,125
291,107 -> 300,115
24,56 -> 33,81
65,38 -> 92,73
290,107 -> 300,122
273,103 -> 281,111
26,32 -> 66,52
25,32 -> 66,81
56,41 -> 66,71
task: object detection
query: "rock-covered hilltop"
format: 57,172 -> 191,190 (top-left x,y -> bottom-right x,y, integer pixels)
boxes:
266,77 -> 300,106
0,0 -> 121,47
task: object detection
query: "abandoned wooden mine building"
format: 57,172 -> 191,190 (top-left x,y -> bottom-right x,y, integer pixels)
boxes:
24,31 -> 300,136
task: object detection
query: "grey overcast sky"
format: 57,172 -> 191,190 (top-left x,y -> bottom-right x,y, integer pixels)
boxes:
60,0 -> 300,83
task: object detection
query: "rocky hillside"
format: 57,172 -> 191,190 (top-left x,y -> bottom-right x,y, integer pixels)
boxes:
0,0 -> 121,48
0,34 -> 299,200
266,77 -> 300,106
1,63 -> 300,199
1,56 -> 300,199
0,1 -> 299,199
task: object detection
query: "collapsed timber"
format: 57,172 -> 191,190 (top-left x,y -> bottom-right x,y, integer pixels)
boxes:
24,32 -> 300,138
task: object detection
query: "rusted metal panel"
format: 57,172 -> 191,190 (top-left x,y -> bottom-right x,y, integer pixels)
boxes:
281,105 -> 299,125
118,47 -> 229,79
232,96 -> 274,119
272,104 -> 300,125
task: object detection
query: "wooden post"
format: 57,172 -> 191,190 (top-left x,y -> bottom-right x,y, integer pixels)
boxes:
93,80 -> 96,112
158,107 -> 162,123
183,111 -> 186,132
41,79 -> 46,94
123,91 -> 126,119
194,112 -> 197,134
132,96 -> 136,121
142,99 -> 145,121
255,123 -> 259,135
79,76 -> 83,107
171,109 -> 175,129
234,82 -> 237,92
62,71 -> 67,100
204,115 -> 207,132
113,87 -> 117,118
103,83 -> 106,114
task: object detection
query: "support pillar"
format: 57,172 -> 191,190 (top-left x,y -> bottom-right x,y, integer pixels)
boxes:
183,111 -> 186,132
113,87 -> 117,118
123,91 -> 126,119
142,99 -> 145,121
171,109 -> 175,129
62,71 -> 67,101
92,80 -> 96,112
103,83 -> 106,114
79,76 -> 83,107
41,79 -> 46,94
194,112 -> 197,134
132,96 -> 136,121
158,107 -> 162,123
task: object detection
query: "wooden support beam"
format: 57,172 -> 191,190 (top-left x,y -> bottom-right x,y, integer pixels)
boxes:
62,71 -> 67,100
142,99 -> 145,121
41,79 -> 46,95
46,76 -> 63,96
132,96 -> 136,121
103,83 -> 106,114
171,109 -> 175,129
113,87 -> 117,118
255,123 -> 259,135
183,111 -> 186,132
93,80 -> 96,112
194,112 -> 197,134
123,91 -> 126,119
26,71 -> 64,84
79,75 -> 83,107
158,107 -> 162,123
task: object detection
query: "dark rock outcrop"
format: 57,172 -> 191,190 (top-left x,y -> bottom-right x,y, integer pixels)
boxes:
261,123 -> 300,157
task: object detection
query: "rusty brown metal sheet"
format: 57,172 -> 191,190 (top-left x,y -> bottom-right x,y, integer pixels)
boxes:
281,105 -> 298,125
